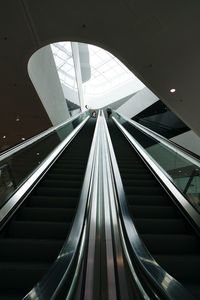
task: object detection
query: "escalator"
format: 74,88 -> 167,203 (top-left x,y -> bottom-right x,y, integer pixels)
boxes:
0,118 -> 96,300
107,119 -> 200,299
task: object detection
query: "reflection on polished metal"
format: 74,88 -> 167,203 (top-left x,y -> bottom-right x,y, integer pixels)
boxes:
84,113 -> 118,300
113,116 -> 200,230
102,113 -> 150,300
0,111 -> 87,162
101,112 -> 132,300
24,113 -> 100,299
100,114 -> 117,300
0,115 -> 89,223
111,116 -> 197,299
84,113 -> 101,300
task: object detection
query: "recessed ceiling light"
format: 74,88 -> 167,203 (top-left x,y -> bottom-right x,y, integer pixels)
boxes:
16,117 -> 20,122
170,88 -> 176,93
2,135 -> 6,139
36,152 -> 40,156
21,137 -> 25,141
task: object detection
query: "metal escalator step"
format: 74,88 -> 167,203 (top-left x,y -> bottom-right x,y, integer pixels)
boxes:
118,165 -> 148,170
39,179 -> 82,188
134,218 -> 189,234
46,173 -> 83,180
127,195 -> 171,206
153,254 -> 200,280
141,234 -> 200,254
122,179 -> 159,187
34,186 -> 80,197
51,165 -> 85,170
129,205 -> 179,218
0,262 -> 50,290
0,239 -> 64,261
27,195 -> 78,208
7,221 -> 71,239
119,168 -> 151,174
47,169 -> 83,175
53,162 -> 86,167
120,173 -> 154,180
125,186 -> 165,196
16,207 -> 75,222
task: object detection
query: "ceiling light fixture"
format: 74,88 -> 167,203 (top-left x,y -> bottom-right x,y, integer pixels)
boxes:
170,88 -> 176,93
2,135 -> 6,139
21,137 -> 25,141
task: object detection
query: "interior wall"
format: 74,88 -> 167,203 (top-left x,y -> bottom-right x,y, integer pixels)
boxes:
28,45 -> 70,126
61,84 -> 80,106
170,131 -> 200,157
116,87 -> 158,118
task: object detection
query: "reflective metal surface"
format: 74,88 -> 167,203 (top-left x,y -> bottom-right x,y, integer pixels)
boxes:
106,116 -> 195,299
84,113 -> 118,300
102,113 -> 151,300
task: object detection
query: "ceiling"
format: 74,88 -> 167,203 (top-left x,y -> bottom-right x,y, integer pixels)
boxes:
1,0 -> 200,149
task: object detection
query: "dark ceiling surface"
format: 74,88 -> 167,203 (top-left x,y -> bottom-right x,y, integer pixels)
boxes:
1,0 -> 200,149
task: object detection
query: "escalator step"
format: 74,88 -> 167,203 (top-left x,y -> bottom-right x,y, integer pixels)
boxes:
120,173 -> 154,180
141,234 -> 200,254
153,254 -> 200,280
27,195 -> 78,208
53,162 -> 86,167
47,169 -> 85,176
0,262 -> 50,289
0,239 -> 63,261
7,221 -> 70,239
119,168 -> 152,175
118,165 -> 148,170
125,186 -> 165,195
122,179 -> 159,187
134,218 -> 190,234
34,187 -> 80,197
45,173 -> 83,180
129,205 -> 180,218
39,179 -> 82,188
47,169 -> 83,176
16,207 -> 75,222
51,166 -> 85,171
127,195 -> 171,206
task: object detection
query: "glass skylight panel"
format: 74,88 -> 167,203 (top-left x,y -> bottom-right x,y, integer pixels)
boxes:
51,43 -> 78,90
51,41 -> 144,101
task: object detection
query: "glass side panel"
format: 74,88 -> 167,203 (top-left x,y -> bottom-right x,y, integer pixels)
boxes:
0,112 -> 89,208
113,112 -> 200,213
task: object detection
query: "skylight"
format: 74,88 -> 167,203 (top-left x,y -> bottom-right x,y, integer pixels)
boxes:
51,42 -> 78,90
51,42 -> 144,98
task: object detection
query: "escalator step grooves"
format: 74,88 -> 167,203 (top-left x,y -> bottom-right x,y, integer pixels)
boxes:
107,119 -> 200,299
0,118 -> 96,299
